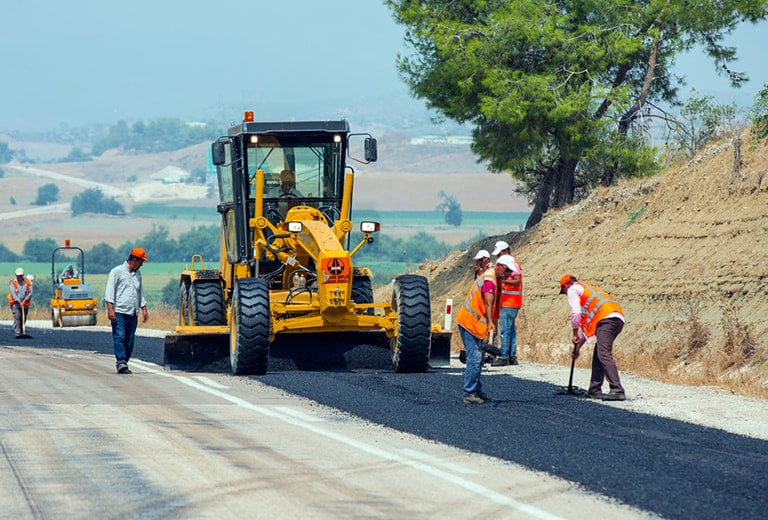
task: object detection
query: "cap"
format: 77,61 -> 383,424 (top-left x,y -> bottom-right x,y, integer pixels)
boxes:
15,267 -> 24,276
492,240 -> 509,256
559,274 -> 574,294
495,254 -> 517,271
473,249 -> 491,260
65,264 -> 73,269
130,247 -> 150,262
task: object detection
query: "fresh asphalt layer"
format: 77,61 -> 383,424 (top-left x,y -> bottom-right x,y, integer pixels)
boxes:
4,323 -> 767,520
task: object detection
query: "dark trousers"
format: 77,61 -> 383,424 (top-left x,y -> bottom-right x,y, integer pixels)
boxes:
111,312 -> 138,367
590,317 -> 625,394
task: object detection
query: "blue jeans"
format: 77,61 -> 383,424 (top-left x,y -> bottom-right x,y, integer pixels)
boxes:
499,307 -> 519,360
459,325 -> 484,397
112,312 -> 138,367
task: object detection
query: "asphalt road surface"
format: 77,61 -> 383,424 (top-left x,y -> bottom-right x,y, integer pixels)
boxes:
1,322 -> 766,519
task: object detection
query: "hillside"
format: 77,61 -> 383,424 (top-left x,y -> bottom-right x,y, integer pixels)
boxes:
0,133 -> 528,252
413,132 -> 768,398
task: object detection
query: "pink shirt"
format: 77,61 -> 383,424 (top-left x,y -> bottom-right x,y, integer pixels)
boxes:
566,283 -> 624,340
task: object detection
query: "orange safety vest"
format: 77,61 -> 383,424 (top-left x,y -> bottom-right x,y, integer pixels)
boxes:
578,282 -> 622,337
7,279 -> 32,307
498,271 -> 523,309
457,267 -> 496,339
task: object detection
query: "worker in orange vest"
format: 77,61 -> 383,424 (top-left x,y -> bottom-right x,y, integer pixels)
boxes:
491,240 -> 522,366
8,267 -> 33,338
457,253 -> 518,404
559,274 -> 626,401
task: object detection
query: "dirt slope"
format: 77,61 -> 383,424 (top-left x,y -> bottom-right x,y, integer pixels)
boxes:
414,132 -> 768,396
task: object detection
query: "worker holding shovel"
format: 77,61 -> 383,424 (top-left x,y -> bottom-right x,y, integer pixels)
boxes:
8,267 -> 34,339
559,274 -> 626,401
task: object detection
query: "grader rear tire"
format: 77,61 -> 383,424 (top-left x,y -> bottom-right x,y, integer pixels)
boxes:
190,280 -> 225,326
230,278 -> 271,375
391,274 -> 432,373
179,278 -> 190,326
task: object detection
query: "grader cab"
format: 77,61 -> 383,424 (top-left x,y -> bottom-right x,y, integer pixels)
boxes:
164,113 -> 451,375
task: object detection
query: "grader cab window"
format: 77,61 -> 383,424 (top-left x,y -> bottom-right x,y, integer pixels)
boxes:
246,136 -> 343,221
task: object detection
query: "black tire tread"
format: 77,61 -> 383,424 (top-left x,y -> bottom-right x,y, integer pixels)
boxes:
191,280 -> 225,326
230,278 -> 271,375
391,274 -> 432,373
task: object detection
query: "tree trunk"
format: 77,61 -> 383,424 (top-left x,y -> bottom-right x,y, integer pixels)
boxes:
553,157 -> 577,208
524,167 -> 557,229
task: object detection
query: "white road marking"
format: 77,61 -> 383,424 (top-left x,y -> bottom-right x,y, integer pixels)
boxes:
192,376 -> 229,389
130,359 -> 565,520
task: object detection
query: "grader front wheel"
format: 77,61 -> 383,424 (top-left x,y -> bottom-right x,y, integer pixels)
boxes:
391,274 -> 432,373
230,278 -> 271,375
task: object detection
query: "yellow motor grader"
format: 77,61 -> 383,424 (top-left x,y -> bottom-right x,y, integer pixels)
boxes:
164,113 -> 451,375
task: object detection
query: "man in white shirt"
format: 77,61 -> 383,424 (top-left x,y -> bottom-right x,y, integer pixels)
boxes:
104,247 -> 150,374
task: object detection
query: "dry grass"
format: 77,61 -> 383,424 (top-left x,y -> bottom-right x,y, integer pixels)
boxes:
24,305 -> 179,331
514,302 -> 768,400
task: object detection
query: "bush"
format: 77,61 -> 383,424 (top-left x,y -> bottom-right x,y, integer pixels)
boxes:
71,188 -> 125,216
749,85 -> 768,140
23,237 -> 59,262
33,183 -> 59,206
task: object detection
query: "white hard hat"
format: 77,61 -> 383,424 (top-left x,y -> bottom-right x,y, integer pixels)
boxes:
473,249 -> 490,260
492,240 -> 510,256
496,254 -> 518,271
15,267 -> 24,276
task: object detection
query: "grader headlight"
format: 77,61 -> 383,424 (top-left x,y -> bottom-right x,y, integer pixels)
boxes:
360,221 -> 380,233
286,221 -> 303,233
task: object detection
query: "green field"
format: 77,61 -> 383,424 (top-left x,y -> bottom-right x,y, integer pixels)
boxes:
1,262 -> 194,310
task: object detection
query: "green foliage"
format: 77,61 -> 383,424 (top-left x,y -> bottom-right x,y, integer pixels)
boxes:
0,141 -> 11,164
86,242 -> 122,274
61,146 -> 92,163
749,84 -> 768,140
625,206 -> 647,228
671,91 -> 739,158
0,244 -> 21,262
33,183 -> 59,206
355,230 -> 451,265
134,224 -> 177,262
92,118 -> 221,156
385,0 -> 768,228
436,190 -> 463,227
32,279 -> 53,305
176,225 -> 220,263
23,238 -> 59,262
71,188 -> 125,216
160,278 -> 180,307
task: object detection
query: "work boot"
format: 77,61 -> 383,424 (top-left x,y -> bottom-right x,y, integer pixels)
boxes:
477,390 -> 492,402
463,394 -> 485,404
510,356 -> 519,365
117,363 -> 130,374
491,358 -> 510,367
602,392 -> 626,401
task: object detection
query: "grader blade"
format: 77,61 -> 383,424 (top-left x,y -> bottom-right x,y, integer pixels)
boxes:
164,331 -> 229,371
429,331 -> 452,368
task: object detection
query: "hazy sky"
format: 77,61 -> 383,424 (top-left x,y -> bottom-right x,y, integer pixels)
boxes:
2,1 -> 766,132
